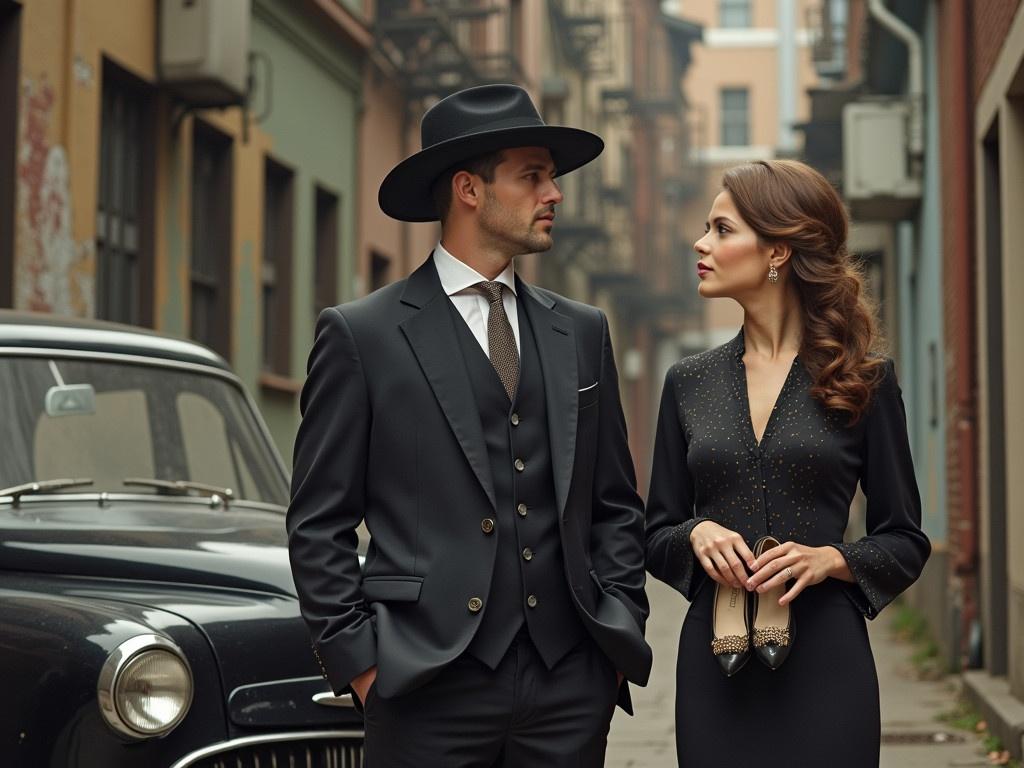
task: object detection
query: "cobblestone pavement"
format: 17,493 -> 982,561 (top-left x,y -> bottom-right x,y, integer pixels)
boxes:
605,578 -> 990,767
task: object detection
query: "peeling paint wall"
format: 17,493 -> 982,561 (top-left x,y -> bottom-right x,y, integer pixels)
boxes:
15,75 -> 93,315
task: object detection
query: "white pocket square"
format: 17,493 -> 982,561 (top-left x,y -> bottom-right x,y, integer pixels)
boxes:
578,381 -> 598,392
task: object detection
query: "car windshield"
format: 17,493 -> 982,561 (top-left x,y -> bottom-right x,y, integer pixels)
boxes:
0,355 -> 289,507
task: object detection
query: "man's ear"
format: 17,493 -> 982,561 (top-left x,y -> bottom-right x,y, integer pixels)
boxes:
452,170 -> 482,212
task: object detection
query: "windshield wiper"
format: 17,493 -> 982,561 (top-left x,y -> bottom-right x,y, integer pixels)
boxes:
123,478 -> 235,506
0,478 -> 95,507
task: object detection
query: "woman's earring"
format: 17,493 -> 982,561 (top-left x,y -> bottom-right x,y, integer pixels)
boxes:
768,263 -> 779,284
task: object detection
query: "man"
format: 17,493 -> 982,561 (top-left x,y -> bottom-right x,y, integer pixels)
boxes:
288,83 -> 651,767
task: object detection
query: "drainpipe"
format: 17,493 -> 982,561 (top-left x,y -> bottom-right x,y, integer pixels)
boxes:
866,0 -> 923,164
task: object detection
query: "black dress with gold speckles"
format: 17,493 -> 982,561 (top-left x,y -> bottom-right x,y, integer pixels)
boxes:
645,330 -> 930,768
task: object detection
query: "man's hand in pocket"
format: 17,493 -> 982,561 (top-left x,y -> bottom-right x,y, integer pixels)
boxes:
351,665 -> 378,705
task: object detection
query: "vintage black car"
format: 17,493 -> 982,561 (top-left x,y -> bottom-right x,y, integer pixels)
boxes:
0,311 -> 364,767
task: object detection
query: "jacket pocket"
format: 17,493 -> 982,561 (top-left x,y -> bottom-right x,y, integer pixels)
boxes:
361,575 -> 424,603
578,383 -> 600,410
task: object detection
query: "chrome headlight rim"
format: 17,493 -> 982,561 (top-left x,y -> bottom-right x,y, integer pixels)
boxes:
97,633 -> 194,739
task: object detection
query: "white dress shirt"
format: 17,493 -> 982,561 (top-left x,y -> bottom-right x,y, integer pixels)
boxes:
432,243 -> 521,357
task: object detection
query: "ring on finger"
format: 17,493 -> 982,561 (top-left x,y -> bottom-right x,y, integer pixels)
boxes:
785,566 -> 794,580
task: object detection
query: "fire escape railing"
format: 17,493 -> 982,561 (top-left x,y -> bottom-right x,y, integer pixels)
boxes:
374,0 -> 527,100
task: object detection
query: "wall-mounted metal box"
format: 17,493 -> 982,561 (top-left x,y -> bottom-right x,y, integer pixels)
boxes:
842,99 -> 921,220
159,0 -> 249,107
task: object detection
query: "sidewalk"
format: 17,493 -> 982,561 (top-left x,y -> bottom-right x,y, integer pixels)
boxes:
606,578 -> 991,767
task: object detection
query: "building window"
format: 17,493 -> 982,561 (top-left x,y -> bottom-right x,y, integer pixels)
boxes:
509,0 -> 523,64
190,121 -> 233,358
314,186 -> 339,321
719,0 -> 751,28
262,158 -> 293,375
96,60 -> 155,325
0,1 -> 20,307
720,87 -> 750,146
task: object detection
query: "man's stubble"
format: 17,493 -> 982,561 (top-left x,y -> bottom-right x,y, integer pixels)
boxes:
478,186 -> 554,260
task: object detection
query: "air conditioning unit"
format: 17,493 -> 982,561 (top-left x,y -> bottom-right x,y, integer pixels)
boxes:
842,99 -> 921,220
159,0 -> 250,108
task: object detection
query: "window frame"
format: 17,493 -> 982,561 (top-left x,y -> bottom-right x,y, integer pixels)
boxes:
189,120 -> 234,360
0,1 -> 20,307
261,156 -> 294,376
720,86 -> 751,147
313,185 -> 339,322
95,58 -> 157,327
719,0 -> 752,29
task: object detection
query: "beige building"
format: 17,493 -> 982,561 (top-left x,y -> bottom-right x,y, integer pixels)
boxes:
673,0 -> 821,349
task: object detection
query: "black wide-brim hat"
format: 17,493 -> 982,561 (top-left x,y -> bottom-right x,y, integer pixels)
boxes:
378,84 -> 604,222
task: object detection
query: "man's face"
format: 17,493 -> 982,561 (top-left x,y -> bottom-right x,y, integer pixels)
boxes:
477,147 -> 564,257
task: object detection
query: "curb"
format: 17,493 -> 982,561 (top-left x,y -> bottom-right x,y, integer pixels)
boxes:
962,670 -> 1024,760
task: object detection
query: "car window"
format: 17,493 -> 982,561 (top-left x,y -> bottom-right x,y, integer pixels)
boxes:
0,356 -> 288,506
178,392 -> 257,498
35,389 -> 156,490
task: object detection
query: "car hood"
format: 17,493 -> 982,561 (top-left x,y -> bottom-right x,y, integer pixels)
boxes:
0,501 -> 298,597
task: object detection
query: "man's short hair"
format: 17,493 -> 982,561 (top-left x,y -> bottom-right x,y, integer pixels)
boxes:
431,150 -> 506,224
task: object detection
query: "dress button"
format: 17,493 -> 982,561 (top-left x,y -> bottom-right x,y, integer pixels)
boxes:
522,547 -> 533,561
517,503 -> 528,517
514,458 -> 525,472
526,594 -> 538,608
468,597 -> 483,613
510,413 -> 520,426
481,518 -> 495,534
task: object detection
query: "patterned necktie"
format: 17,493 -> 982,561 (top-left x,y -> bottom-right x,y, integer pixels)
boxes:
476,281 -> 519,399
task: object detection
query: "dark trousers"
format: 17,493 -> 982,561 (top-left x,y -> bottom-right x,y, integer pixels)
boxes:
363,633 -> 620,767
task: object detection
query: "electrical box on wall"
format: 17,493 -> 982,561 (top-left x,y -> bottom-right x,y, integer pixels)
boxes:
842,100 -> 921,220
159,0 -> 250,107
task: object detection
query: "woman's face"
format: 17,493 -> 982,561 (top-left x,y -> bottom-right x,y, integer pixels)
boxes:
693,191 -> 774,300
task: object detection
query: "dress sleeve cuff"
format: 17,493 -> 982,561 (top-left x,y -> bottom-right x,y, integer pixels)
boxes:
667,517 -> 712,601
828,542 -> 894,620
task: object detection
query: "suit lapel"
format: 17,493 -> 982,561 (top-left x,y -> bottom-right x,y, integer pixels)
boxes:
519,278 -> 578,517
400,257 -> 497,509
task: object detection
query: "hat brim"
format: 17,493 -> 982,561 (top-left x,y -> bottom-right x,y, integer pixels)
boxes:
378,125 -> 604,222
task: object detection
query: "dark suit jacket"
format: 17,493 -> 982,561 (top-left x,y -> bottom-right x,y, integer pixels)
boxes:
287,256 -> 652,712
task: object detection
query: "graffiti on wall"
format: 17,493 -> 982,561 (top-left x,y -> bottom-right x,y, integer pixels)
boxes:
16,75 -> 94,316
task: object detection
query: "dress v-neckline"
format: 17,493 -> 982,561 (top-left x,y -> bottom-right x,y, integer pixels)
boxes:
733,330 -> 800,450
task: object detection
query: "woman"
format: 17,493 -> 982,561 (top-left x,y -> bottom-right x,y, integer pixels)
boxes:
644,159 -> 930,767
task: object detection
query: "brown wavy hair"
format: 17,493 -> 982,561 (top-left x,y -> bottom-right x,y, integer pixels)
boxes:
721,160 -> 886,424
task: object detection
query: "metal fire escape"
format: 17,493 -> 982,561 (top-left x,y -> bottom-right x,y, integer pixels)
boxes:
548,0 -> 606,72
539,0 -> 612,272
373,0 -> 526,100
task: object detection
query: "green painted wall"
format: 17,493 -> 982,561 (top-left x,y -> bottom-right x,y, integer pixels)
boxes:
248,0 -> 362,464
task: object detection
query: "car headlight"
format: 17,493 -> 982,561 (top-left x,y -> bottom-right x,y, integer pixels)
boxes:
97,634 -> 194,739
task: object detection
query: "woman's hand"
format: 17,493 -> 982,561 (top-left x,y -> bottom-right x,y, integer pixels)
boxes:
746,542 -> 851,605
689,521 -> 756,590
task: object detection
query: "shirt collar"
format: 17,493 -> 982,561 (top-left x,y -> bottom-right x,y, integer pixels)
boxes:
433,242 -> 517,298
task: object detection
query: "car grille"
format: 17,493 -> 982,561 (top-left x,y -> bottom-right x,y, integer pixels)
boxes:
188,737 -> 364,768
